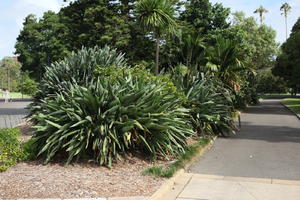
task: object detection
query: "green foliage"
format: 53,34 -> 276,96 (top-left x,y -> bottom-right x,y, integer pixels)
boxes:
0,57 -> 22,91
180,0 -> 230,34
171,65 -> 237,136
143,138 -> 210,178
136,0 -> 177,74
37,45 -> 126,98
273,18 -> 300,94
0,128 -> 28,172
205,36 -> 247,87
256,69 -> 288,94
29,46 -> 194,167
15,12 -> 69,80
18,72 -> 38,96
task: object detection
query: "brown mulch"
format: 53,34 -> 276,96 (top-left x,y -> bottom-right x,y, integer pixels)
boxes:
16,122 -> 34,143
0,123 -> 166,199
0,158 -> 165,199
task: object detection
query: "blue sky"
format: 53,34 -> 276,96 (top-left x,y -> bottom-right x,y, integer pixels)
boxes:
0,0 -> 299,59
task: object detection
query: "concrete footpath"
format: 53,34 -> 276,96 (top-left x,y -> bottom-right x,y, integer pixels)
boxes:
0,101 -> 31,128
160,173 -> 300,200
153,99 -> 300,199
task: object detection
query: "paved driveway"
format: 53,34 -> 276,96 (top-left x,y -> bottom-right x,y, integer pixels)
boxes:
189,99 -> 300,180
0,101 -> 31,129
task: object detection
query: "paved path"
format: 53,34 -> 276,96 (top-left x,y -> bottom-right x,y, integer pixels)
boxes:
156,99 -> 300,199
0,101 -> 31,129
189,99 -> 300,180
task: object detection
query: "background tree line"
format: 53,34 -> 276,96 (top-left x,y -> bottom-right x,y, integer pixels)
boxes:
15,0 -> 279,85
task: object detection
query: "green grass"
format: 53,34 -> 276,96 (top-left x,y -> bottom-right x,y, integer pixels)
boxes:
0,92 -> 32,99
143,138 -> 211,178
8,92 -> 32,99
260,93 -> 295,99
282,98 -> 300,117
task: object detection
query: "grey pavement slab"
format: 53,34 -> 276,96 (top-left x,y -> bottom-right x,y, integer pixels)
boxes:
177,174 -> 300,200
189,99 -> 300,180
0,102 -> 31,128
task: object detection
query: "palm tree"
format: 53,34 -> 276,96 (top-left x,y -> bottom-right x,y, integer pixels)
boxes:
205,37 -> 248,89
280,3 -> 292,40
181,31 -> 205,67
254,6 -> 268,25
136,0 -> 177,75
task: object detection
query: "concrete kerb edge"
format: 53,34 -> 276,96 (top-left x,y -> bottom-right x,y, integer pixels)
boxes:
147,136 -> 217,200
280,100 -> 300,120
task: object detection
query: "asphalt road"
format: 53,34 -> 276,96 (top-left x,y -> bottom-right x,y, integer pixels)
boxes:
0,101 -> 31,129
189,99 -> 300,180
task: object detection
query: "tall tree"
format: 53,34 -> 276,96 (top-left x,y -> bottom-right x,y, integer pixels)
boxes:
205,37 -> 246,88
180,0 -> 230,34
0,57 -> 22,91
254,6 -> 268,25
15,12 -> 69,80
273,18 -> 300,94
280,2 -> 292,40
229,12 -> 278,70
136,0 -> 177,75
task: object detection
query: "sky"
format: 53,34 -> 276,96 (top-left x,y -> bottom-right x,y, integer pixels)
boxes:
0,0 -> 299,59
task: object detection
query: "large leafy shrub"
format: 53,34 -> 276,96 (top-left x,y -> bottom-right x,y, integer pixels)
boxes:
37,45 -> 127,98
171,65 -> 237,136
29,47 -> 194,166
0,128 -> 28,171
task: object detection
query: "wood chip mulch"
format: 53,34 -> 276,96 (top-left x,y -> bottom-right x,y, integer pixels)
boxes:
0,123 -> 166,200
0,158 -> 165,199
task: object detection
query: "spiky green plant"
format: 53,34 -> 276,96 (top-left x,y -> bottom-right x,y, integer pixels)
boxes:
31,73 -> 194,166
171,65 -> 237,136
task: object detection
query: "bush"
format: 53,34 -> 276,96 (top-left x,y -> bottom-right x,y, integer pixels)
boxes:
37,45 -> 127,99
18,72 -> 38,96
171,65 -> 237,136
256,69 -> 288,94
0,128 -> 28,171
29,47 -> 194,167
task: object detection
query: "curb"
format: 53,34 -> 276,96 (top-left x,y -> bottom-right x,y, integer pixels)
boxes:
147,137 -> 216,200
13,197 -> 146,200
0,98 -> 33,102
280,101 -> 300,120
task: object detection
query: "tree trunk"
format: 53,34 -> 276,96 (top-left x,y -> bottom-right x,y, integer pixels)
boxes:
285,15 -> 288,40
155,37 -> 160,75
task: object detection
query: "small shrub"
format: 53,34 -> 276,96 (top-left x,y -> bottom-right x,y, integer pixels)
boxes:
0,128 -> 28,172
18,71 -> 38,96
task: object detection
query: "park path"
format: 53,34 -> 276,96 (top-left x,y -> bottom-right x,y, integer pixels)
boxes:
0,101 -> 31,129
189,99 -> 300,180
159,99 -> 300,200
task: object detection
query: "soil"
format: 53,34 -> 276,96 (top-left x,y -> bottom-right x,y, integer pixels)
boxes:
0,123 -> 166,200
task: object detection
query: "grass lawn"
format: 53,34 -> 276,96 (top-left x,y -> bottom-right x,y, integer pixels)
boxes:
282,98 -> 300,117
260,93 -> 296,99
0,92 -> 32,99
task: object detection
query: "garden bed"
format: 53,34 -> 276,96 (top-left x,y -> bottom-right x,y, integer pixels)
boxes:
0,123 -> 165,199
0,156 -> 165,199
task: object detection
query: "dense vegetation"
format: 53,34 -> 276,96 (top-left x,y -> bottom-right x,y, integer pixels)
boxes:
0,128 -> 30,171
273,18 -> 300,95
12,0 -> 295,167
0,57 -> 37,95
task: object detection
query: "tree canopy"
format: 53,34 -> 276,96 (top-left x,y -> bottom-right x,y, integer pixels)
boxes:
273,18 -> 300,94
